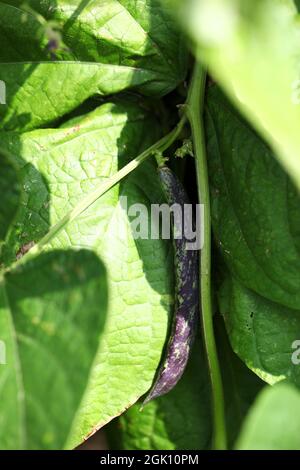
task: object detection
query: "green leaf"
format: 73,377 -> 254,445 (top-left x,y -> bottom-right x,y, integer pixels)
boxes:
172,0 -> 300,190
0,99 -> 174,447
215,316 -> 263,447
219,274 -> 300,387
206,86 -> 300,309
236,383 -> 300,450
0,249 -> 108,449
0,0 -> 187,131
106,341 -> 212,450
207,87 -> 300,392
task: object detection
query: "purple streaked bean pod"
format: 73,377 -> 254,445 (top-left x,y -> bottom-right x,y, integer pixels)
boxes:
143,165 -> 199,405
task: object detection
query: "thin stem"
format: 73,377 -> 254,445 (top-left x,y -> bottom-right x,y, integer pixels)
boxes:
6,115 -> 187,273
187,61 -> 227,450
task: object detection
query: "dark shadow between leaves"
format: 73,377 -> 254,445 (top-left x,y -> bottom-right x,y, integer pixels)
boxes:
0,151 -> 20,242
0,146 -> 51,267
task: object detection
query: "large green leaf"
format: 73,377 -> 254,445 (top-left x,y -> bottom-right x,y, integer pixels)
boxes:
206,86 -> 300,309
0,0 -> 187,131
106,341 -> 212,450
236,383 -> 300,450
219,274 -> 300,386
0,99 -> 174,447
0,249 -> 108,449
170,0 -> 300,190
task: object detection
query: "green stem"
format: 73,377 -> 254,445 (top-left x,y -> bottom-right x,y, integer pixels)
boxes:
6,115 -> 186,273
187,61 -> 227,450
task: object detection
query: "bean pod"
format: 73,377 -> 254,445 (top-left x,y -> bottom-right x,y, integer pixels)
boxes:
143,165 -> 199,405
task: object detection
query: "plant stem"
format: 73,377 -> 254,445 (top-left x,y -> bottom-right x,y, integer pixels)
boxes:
7,115 -> 186,272
186,61 -> 227,450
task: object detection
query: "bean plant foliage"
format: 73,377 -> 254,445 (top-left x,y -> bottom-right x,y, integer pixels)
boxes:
1,0 -> 300,451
